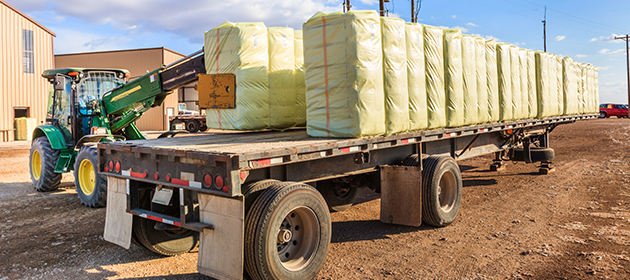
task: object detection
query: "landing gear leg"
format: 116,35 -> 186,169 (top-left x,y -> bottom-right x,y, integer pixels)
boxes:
490,151 -> 505,171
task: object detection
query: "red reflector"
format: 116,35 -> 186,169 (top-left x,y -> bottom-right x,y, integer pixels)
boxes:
240,172 -> 247,180
215,175 -> 223,188
204,174 -> 212,186
108,161 -> 113,171
340,147 -> 350,153
222,186 -> 228,192
104,167 -> 109,172
258,158 -> 271,166
166,174 -> 171,182
401,139 -> 409,144
130,171 -> 146,179
115,161 -> 121,172
171,178 -> 188,186
154,173 -> 159,180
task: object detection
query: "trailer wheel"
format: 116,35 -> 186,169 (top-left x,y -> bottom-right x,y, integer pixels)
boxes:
30,137 -> 62,192
316,179 -> 358,212
74,145 -> 107,208
185,120 -> 200,133
133,192 -> 199,256
510,147 -> 554,163
242,179 -> 281,213
199,124 -> 208,132
245,182 -> 331,280
422,155 -> 463,227
402,154 -> 420,166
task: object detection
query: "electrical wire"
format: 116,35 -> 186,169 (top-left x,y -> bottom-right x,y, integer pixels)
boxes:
516,0 -> 621,31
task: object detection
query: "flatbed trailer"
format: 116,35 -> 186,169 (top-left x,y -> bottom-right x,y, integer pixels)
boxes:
99,114 -> 597,280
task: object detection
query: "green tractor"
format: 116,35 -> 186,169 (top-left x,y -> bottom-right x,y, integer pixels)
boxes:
29,67 -> 173,207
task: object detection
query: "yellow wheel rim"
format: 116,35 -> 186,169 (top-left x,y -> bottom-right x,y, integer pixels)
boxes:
78,159 -> 96,196
31,150 -> 42,180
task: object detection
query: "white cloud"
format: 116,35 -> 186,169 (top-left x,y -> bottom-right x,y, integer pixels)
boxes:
598,66 -> 610,71
598,48 -> 610,54
52,28 -> 132,53
358,0 -> 378,4
465,22 -> 477,27
590,34 -> 623,43
554,35 -> 566,41
472,33 -> 500,42
575,54 -> 588,58
452,15 -> 457,19
599,48 -> 625,56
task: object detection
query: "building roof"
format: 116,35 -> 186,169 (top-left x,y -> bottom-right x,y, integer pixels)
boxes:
55,47 -> 186,58
1,0 -> 56,37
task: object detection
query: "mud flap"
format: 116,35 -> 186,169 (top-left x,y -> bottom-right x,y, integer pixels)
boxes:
379,165 -> 423,227
103,176 -> 133,249
197,194 -> 244,280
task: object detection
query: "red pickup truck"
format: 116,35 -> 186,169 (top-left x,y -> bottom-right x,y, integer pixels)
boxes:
600,103 -> 629,118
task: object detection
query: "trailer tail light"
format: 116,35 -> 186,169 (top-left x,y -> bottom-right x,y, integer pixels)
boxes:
215,175 -> 224,189
204,174 -> 213,187
108,161 -> 114,171
154,172 -> 159,180
115,161 -> 121,172
166,174 -> 171,182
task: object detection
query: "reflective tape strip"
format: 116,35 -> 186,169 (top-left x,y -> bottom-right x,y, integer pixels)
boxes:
250,157 -> 284,168
132,211 -> 181,227
340,146 -> 360,153
171,178 -> 202,188
121,170 -> 131,176
445,133 -> 455,137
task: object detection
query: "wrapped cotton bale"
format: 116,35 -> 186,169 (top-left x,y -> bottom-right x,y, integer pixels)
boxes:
406,23 -> 428,131
475,37 -> 488,124
486,40 -> 500,122
462,35 -> 478,126
268,27 -> 298,130
536,52 -> 557,118
509,46 -> 521,120
562,57 -> 579,115
204,22 -> 269,130
547,53 -> 559,116
588,65 -> 598,114
594,67 -> 600,114
518,48 -> 528,119
444,29 -> 464,128
424,25 -> 446,129
579,63 -> 589,114
497,43 -> 512,121
554,55 -> 564,116
303,10 -> 385,138
294,30 -> 307,127
526,50 -> 537,118
381,17 -> 409,135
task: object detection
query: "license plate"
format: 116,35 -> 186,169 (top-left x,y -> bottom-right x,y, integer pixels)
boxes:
152,186 -> 173,206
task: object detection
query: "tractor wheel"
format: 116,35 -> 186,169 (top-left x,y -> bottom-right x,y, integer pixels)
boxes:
30,137 -> 62,192
185,120 -> 200,133
74,145 -> 107,208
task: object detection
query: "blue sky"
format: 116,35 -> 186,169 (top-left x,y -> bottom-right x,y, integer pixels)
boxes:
9,0 -> 630,103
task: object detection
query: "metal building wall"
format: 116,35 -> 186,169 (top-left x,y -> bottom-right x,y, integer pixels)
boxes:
0,1 -> 55,142
55,48 -> 184,131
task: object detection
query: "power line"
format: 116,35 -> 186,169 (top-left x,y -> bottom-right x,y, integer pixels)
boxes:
515,0 -> 621,31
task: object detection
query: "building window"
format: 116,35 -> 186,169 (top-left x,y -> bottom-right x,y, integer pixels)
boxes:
23,29 -> 34,74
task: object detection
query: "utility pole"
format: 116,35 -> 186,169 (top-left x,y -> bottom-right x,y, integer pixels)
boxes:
379,0 -> 385,16
542,5 -> 547,52
614,34 -> 630,118
411,0 -> 415,23
343,0 -> 351,13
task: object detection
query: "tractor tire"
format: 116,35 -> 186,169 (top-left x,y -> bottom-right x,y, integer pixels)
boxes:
185,120 -> 200,133
133,191 -> 199,256
421,155 -> 463,227
74,145 -> 108,208
510,147 -> 555,163
30,137 -> 62,192
316,179 -> 358,212
245,182 -> 331,280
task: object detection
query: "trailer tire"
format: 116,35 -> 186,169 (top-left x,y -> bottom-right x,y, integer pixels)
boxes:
30,137 -> 62,192
74,145 -> 107,208
245,182 -> 331,280
510,147 -> 554,163
199,124 -> 208,132
317,179 -> 358,212
132,192 -> 199,256
243,179 -> 281,213
185,120 -> 200,133
402,154 -> 420,166
422,155 -> 463,227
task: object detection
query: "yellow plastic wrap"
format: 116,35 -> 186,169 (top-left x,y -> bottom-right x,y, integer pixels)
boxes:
579,63 -> 589,114
536,52 -> 556,118
562,57 -> 579,115
508,46 -> 521,120
554,55 -> 564,116
526,50 -> 537,118
548,54 -> 559,116
475,37 -> 488,124
497,43 -> 512,121
444,29 -> 464,127
518,48 -> 528,119
485,40 -> 500,122
406,23 -> 428,131
594,67 -> 600,114
381,17 -> 409,135
303,10 -> 385,138
204,22 -> 270,130
588,65 -> 598,114
462,35 -> 477,125
294,30 -> 307,127
268,27 -> 297,130
424,25 -> 446,129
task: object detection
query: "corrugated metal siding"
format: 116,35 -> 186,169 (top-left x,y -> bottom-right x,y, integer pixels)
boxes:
55,48 -> 184,131
0,3 -> 55,142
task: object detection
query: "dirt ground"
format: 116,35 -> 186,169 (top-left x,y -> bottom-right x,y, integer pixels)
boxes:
1,118 -> 629,280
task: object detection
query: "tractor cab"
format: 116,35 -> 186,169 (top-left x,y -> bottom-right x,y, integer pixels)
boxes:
41,68 -> 129,146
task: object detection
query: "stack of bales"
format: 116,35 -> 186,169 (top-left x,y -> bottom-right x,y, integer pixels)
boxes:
203,22 -> 306,131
